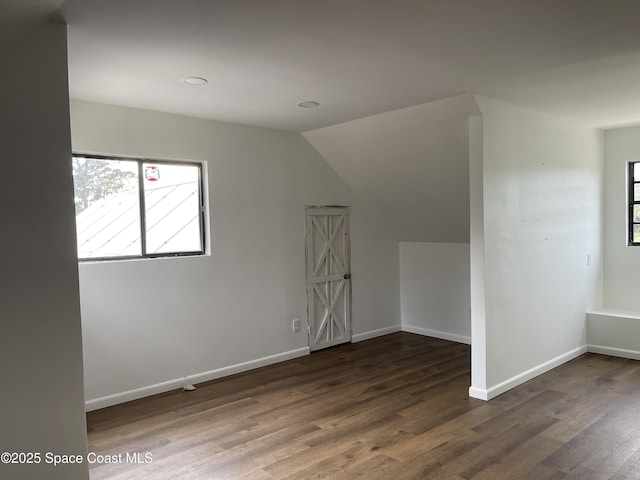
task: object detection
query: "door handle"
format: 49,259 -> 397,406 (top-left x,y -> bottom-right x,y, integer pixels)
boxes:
344,273 -> 351,279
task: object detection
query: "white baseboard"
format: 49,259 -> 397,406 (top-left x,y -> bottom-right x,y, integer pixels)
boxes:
401,325 -> 471,345
469,345 -> 588,401
588,344 -> 640,361
351,325 -> 401,343
85,378 -> 185,412
468,386 -> 489,401
85,346 -> 310,411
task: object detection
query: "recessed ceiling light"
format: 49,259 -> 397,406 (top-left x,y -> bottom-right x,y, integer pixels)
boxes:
180,76 -> 208,86
297,100 -> 319,108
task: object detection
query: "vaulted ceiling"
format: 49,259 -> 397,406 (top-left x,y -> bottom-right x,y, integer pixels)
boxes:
12,0 -> 633,132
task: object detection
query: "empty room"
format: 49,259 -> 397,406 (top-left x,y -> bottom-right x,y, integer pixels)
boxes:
3,1 -> 640,479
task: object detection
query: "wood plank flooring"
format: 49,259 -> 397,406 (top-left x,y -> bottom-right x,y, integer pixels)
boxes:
86,332 -> 640,479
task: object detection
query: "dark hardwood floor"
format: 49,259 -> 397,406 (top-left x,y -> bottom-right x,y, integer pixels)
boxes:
86,332 -> 640,479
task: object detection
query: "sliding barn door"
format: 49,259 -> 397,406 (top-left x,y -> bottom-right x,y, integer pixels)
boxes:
305,207 -> 351,351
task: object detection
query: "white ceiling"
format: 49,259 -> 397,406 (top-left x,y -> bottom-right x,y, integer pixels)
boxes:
6,0 -> 640,131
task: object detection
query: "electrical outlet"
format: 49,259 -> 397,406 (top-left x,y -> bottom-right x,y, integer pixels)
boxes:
292,318 -> 300,333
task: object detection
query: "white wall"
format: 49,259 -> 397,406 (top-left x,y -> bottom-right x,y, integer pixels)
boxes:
0,24 -> 88,480
602,126 -> 640,310
70,100 -> 400,408
399,242 -> 470,344
469,114 -> 487,392
471,96 -> 603,399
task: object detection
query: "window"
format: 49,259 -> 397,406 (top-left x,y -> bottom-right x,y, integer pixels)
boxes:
72,154 -> 205,260
629,161 -> 640,245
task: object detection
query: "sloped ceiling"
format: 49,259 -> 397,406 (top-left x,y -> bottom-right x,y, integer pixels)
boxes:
483,49 -> 640,131
304,94 -> 479,242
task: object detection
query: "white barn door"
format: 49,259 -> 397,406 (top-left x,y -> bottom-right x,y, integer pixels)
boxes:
305,207 -> 351,351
